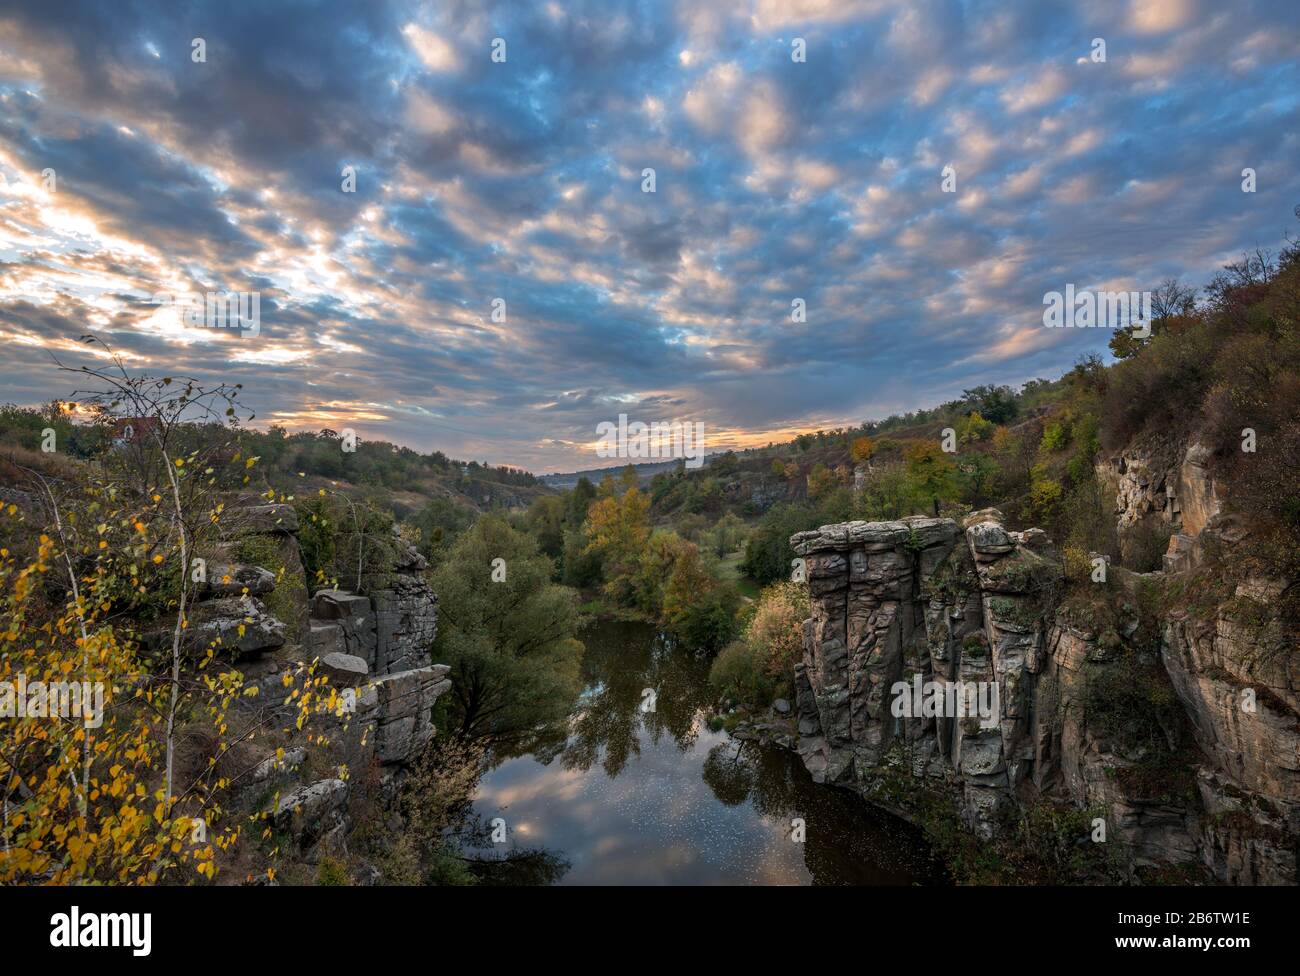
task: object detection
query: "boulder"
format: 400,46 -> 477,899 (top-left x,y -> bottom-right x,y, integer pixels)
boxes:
273,779 -> 348,848
252,747 -> 307,783
148,595 -> 286,658
319,651 -> 368,687
207,562 -> 276,597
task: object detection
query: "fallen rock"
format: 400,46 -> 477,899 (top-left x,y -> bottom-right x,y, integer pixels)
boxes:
320,651 -> 369,687
273,779 -> 348,847
252,747 -> 307,783
207,563 -> 276,597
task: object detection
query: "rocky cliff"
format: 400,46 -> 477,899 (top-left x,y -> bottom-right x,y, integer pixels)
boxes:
165,498 -> 449,874
790,503 -> 1297,884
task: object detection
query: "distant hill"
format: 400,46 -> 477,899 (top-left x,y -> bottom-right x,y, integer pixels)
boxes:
541,456 -> 713,489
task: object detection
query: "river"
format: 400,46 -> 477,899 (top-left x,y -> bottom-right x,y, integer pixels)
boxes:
467,619 -> 943,885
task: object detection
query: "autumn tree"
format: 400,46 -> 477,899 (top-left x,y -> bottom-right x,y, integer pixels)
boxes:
661,543 -> 739,653
0,343 -> 340,884
582,484 -> 651,603
849,436 -> 875,465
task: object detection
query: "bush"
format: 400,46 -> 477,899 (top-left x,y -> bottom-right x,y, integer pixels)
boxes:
315,856 -> 350,886
744,581 -> 811,679
1039,421 -> 1069,453
708,640 -> 772,705
1029,473 -> 1063,521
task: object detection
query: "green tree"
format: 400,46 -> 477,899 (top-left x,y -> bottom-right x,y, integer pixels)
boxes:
904,441 -> 960,516
566,477 -> 597,525
524,494 -> 566,562
432,517 -> 583,744
741,503 -> 819,585
854,464 -> 917,519
661,544 -> 739,652
411,496 -> 474,566
961,385 -> 1019,424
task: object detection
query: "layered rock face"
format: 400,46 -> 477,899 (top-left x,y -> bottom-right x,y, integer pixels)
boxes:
193,504 -> 449,864
790,510 -> 1297,883
1095,439 -> 1224,573
1162,587 -> 1299,885
286,533 -> 444,769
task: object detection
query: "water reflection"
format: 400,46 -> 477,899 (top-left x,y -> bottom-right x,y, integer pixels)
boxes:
467,620 -> 943,885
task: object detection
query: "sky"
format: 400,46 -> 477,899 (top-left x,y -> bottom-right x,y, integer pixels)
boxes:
0,0 -> 1298,473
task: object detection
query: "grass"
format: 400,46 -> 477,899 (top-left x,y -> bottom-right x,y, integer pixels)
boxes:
716,550 -> 761,601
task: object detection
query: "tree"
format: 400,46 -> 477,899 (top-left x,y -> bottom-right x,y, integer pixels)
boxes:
583,485 -> 651,603
961,385 -> 1019,424
854,464 -> 916,520
1,344 -> 336,883
958,453 -> 998,505
956,411 -> 994,444
741,503 -> 819,585
993,424 -> 1037,493
661,544 -> 739,652
704,512 -> 745,558
412,497 -> 474,566
565,477 -> 597,526
524,495 -> 565,562
630,529 -> 692,617
1109,277 -> 1196,359
56,341 -> 246,814
432,517 -> 582,744
849,436 -> 875,465
904,441 -> 959,516
744,581 -> 811,680
806,462 -> 838,501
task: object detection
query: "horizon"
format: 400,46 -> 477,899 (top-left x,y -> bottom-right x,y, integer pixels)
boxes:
2,0 -> 1299,474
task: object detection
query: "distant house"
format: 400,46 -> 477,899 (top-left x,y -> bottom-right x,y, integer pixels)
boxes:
111,416 -> 159,447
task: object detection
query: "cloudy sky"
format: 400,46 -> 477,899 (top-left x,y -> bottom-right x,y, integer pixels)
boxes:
1,0 -> 1297,472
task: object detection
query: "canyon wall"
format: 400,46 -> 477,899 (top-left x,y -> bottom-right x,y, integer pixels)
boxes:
790,501 -> 1297,883
170,499 -> 449,871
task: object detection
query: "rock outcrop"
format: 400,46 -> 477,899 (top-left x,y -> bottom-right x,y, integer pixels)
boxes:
790,509 -> 1297,884
1096,439 -> 1225,574
176,499 -> 451,871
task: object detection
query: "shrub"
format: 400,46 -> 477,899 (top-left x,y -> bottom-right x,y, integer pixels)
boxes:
744,581 -> 811,679
1120,516 -> 1173,572
708,640 -> 772,705
1029,473 -> 1063,521
1039,421 -> 1070,453
315,856 -> 350,886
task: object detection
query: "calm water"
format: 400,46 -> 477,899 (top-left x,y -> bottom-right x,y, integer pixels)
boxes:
467,620 -> 943,885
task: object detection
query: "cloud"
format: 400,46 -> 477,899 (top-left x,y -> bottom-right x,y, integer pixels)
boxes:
0,0 -> 1297,473
401,23 -> 461,72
